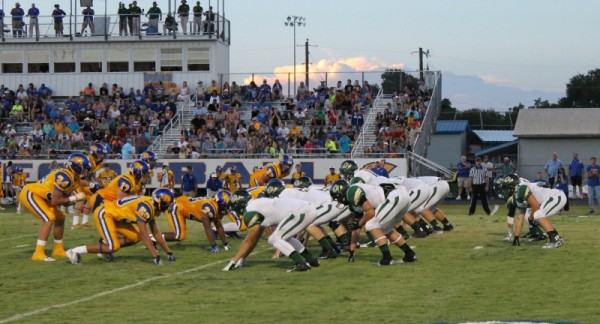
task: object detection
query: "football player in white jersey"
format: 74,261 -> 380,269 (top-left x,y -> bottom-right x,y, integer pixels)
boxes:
409,176 -> 455,232
223,190 -> 320,272
330,180 -> 417,265
496,175 -> 545,241
502,175 -> 566,248
265,179 -> 352,259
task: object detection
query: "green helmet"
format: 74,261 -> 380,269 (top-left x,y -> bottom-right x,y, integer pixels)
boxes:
329,180 -> 350,204
493,175 -> 505,196
293,176 -> 313,189
340,160 -> 358,180
230,190 -> 252,213
264,179 -> 285,198
502,174 -> 520,198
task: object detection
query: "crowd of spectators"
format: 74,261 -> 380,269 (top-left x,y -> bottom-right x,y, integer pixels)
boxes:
0,80 -> 176,159
0,76 -> 432,160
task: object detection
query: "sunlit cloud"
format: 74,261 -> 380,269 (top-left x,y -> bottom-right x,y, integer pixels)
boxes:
481,74 -> 512,87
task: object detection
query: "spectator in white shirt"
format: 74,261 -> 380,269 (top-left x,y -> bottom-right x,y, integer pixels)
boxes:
178,81 -> 191,103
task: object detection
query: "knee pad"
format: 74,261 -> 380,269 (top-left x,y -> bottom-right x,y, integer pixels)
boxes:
328,220 -> 340,231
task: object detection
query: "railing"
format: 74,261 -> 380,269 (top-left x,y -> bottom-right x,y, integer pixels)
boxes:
0,12 -> 230,43
156,149 -> 407,160
410,71 -> 442,176
407,151 -> 455,179
149,111 -> 182,152
350,88 -> 383,158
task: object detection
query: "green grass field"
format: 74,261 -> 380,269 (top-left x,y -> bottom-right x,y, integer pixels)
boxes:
1,201 -> 599,323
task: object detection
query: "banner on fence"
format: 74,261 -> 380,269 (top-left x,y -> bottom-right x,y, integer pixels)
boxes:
10,158 -> 407,188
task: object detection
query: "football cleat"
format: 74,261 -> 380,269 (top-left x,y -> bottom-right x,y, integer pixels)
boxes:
443,224 -> 454,232
372,257 -> 395,266
82,222 -> 92,228
503,233 -> 514,241
286,263 -> 311,272
543,238 -> 563,249
66,249 -> 81,265
31,253 -> 55,262
401,253 -> 418,263
308,259 -> 320,267
528,234 -> 547,242
358,241 -> 377,248
432,225 -> 444,234
97,253 -> 115,262
318,249 -> 338,259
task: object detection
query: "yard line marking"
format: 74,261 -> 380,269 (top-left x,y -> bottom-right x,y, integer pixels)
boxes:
13,244 -> 30,248
0,248 -> 272,323
0,234 -> 34,242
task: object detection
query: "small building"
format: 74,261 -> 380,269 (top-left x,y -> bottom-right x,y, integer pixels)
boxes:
427,120 -> 469,170
472,130 -> 517,163
513,108 -> 600,179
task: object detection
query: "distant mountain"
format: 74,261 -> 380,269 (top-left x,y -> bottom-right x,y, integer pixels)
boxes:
442,72 -> 564,111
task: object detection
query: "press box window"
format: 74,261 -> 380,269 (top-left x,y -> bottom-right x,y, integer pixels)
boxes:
1,51 -> 23,73
81,49 -> 102,73
133,48 -> 156,72
108,49 -> 129,72
160,48 -> 182,72
188,48 -> 209,71
28,51 -> 50,73
54,50 -> 76,73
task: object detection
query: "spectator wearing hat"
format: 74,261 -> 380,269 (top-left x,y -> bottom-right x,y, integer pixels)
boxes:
11,3 -> 25,38
192,1 -> 203,35
468,157 -> 491,216
177,0 -> 190,35
181,166 -> 198,197
206,172 -> 222,198
81,5 -> 95,35
145,1 -> 162,33
325,167 -> 341,186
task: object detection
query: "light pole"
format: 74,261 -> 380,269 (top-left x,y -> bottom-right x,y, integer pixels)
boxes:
284,15 -> 305,98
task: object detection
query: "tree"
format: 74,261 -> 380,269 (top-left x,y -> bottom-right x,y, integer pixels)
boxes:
557,68 -> 600,108
380,69 -> 419,94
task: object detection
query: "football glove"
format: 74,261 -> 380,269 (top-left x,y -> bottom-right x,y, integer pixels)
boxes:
153,255 -> 163,265
222,260 -> 236,272
167,252 -> 176,262
89,182 -> 103,193
512,236 -> 521,246
211,245 -> 219,253
75,193 -> 87,201
346,219 -> 360,232
348,250 -> 355,262
223,243 -> 231,251
528,217 -> 537,227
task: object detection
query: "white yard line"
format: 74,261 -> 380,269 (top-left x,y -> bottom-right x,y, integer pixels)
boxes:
0,234 -> 34,243
0,248 -> 271,323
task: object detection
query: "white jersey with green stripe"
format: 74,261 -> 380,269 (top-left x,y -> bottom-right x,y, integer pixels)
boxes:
245,197 -> 312,227
514,183 -> 555,208
279,187 -> 332,205
349,183 -> 386,208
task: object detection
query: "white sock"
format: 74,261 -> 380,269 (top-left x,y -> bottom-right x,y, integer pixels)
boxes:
54,239 -> 63,244
68,206 -> 74,214
72,216 -> 80,225
72,246 -> 88,254
82,215 -> 89,224
37,239 -> 47,246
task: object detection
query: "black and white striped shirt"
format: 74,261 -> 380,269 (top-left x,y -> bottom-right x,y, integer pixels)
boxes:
469,166 -> 487,185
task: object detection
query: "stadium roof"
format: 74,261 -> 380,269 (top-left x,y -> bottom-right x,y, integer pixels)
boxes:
475,140 -> 518,157
513,108 -> 600,138
435,120 -> 469,134
472,130 -> 516,143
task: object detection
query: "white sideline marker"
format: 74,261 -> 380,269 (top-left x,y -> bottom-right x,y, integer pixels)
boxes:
0,248 -> 272,323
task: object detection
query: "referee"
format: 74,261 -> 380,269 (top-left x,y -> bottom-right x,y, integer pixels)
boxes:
468,157 -> 491,215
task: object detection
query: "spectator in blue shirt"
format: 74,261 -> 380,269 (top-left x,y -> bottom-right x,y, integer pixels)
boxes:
456,155 -> 471,200
351,109 -> 364,130
121,137 -> 135,159
181,166 -> 198,197
371,160 -> 389,177
206,172 -> 222,197
568,152 -> 585,198
338,132 -> 352,154
586,157 -> 600,214
66,117 -> 80,133
544,152 -> 563,188
26,3 -> 39,38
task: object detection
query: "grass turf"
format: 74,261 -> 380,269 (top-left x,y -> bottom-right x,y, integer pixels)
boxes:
0,201 -> 599,323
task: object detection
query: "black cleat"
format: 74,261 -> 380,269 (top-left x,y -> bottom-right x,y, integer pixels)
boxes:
308,259 -> 320,267
412,230 -> 428,238
286,263 -> 311,272
318,249 -> 338,259
443,224 -> 454,232
225,231 -> 241,239
372,257 -> 395,266
402,253 -> 418,263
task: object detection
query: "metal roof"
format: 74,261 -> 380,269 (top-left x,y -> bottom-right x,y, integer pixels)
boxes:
475,140 -> 518,157
435,120 -> 469,134
472,130 -> 516,143
513,108 -> 600,137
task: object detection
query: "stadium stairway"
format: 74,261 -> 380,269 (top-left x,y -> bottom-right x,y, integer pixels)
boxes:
149,102 -> 197,153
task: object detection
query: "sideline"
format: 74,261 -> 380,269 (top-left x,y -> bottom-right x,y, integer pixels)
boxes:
0,248 -> 271,323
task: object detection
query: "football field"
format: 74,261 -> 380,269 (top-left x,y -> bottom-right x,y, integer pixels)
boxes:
0,201 -> 598,323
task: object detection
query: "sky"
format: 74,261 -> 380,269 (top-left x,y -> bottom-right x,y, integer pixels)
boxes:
5,0 -> 600,110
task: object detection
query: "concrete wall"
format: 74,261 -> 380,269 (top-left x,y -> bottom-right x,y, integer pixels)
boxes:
427,133 -> 467,170
518,138 -> 600,180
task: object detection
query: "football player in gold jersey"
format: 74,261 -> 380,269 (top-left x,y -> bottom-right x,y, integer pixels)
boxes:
224,166 -> 242,193
12,166 -> 27,214
72,144 -> 106,229
66,188 -> 176,265
89,161 -> 150,213
97,164 -> 118,188
252,154 -> 294,186
18,153 -> 91,261
162,190 -> 232,253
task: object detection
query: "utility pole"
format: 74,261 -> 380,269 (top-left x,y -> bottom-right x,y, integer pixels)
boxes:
418,47 -> 430,80
301,39 -> 317,88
